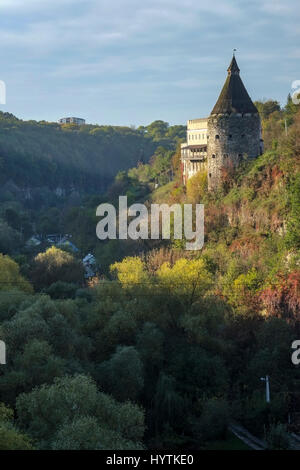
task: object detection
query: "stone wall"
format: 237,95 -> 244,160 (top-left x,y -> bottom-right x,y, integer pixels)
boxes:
207,113 -> 261,190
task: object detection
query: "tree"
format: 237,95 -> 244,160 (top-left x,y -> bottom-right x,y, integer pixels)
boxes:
52,416 -> 142,450
198,398 -> 229,441
284,94 -> 299,124
98,346 -> 144,402
261,271 -> 300,319
30,247 -> 84,290
228,268 -> 263,313
0,403 -> 33,450
286,174 -> 300,250
157,258 -> 213,306
0,254 -> 32,293
0,220 -> 22,254
153,373 -> 186,435
16,374 -> 145,449
136,322 -> 164,367
146,121 -> 169,140
254,100 -> 281,119
150,147 -> 174,185
110,256 -> 150,287
45,281 -> 78,299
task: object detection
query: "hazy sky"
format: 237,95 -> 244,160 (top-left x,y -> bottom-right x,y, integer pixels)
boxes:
0,0 -> 299,126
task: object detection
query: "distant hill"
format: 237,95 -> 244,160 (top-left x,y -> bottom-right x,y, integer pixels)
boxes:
0,113 -> 185,195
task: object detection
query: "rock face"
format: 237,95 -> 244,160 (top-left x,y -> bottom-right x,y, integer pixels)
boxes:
207,55 -> 263,190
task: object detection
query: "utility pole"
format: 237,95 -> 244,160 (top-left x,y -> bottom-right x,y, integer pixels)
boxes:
261,375 -> 270,403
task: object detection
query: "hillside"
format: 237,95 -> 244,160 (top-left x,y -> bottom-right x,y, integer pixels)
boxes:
0,100 -> 299,451
0,113 -> 185,196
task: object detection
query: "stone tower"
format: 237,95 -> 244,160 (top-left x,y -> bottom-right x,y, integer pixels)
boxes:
207,55 -> 263,190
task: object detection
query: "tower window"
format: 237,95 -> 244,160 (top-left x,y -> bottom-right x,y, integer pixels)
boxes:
215,135 -> 219,140
212,154 -> 216,158
209,173 -> 211,178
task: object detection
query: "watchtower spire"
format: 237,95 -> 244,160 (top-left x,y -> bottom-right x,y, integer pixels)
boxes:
211,55 -> 257,115
227,55 -> 240,75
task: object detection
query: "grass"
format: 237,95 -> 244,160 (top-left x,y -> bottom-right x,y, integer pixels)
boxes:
205,432 -> 251,450
150,181 -> 175,203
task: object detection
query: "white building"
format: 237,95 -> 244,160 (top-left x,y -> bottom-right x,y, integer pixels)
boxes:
59,117 -> 86,125
181,118 -> 208,185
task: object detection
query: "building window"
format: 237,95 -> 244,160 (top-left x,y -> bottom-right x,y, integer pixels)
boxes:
215,135 -> 219,140
238,153 -> 243,158
229,134 -> 232,139
209,173 -> 211,178
212,154 -> 216,158
224,154 -> 228,158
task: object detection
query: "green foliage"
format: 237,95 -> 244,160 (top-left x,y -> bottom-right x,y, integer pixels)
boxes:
0,106 -> 299,451
52,416 -> 143,450
254,100 -> 281,120
97,346 -> 144,402
136,322 -> 164,367
198,398 -> 229,441
285,173 -> 300,249
16,374 -> 145,450
0,114 -> 183,194
0,403 -> 33,450
45,281 -> 78,299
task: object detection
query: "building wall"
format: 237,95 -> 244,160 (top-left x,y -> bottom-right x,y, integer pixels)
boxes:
59,117 -> 86,125
207,113 -> 261,190
181,142 -> 207,184
180,113 -> 262,189
186,118 -> 208,145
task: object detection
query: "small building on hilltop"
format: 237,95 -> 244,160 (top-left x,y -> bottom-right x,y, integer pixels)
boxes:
59,117 -> 86,125
181,55 -> 264,189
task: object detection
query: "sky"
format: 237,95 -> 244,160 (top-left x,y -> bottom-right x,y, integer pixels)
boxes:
0,0 -> 299,126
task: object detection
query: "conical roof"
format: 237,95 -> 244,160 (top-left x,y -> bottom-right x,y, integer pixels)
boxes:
211,56 -> 258,115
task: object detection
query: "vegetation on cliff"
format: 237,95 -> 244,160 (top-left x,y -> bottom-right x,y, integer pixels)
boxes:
0,98 -> 299,450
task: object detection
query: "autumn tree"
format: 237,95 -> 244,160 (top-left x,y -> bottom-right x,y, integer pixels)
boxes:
157,258 -> 213,306
0,254 -> 32,293
30,247 -> 84,289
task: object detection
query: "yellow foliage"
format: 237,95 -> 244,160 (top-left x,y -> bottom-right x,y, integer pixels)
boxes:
157,258 -> 213,302
186,171 -> 207,203
110,257 -> 150,287
34,246 -> 74,268
0,254 -> 32,293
